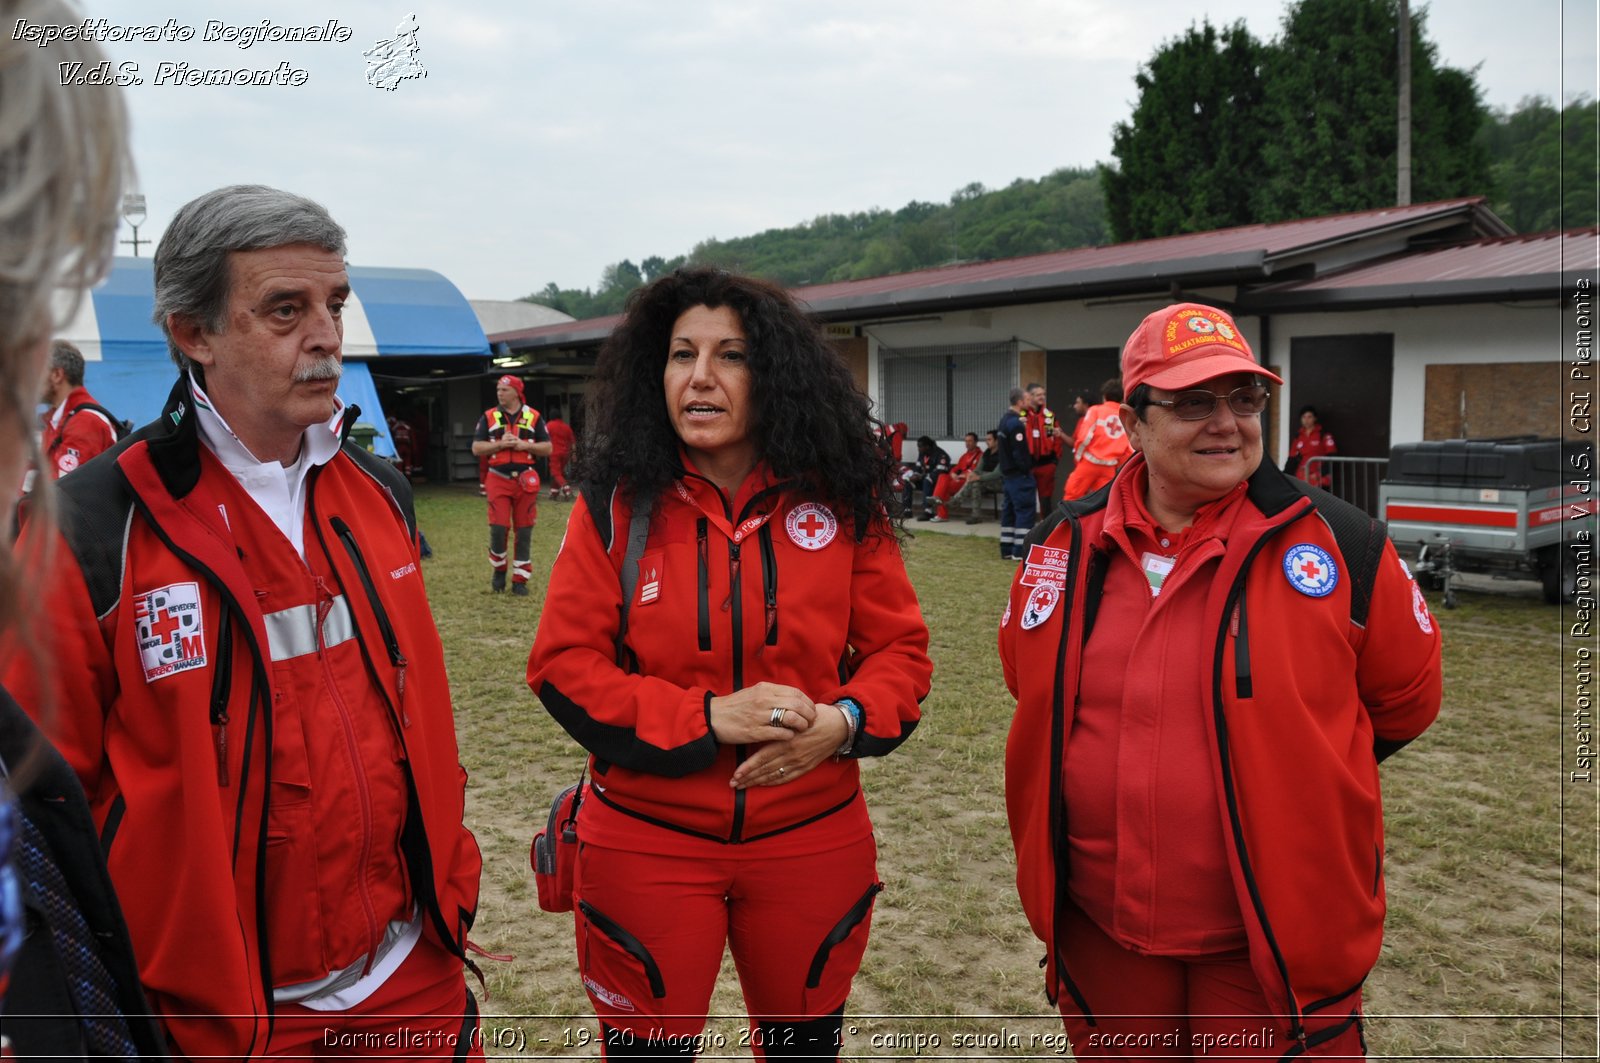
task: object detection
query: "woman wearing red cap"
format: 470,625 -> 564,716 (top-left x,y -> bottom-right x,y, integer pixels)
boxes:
1001,303 -> 1442,1059
471,374 -> 551,594
527,267 -> 931,1059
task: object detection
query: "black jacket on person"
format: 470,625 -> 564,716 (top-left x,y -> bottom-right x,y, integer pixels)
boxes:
0,686 -> 167,1060
996,409 -> 1032,476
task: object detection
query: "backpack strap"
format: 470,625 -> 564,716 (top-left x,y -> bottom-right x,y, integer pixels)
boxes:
576,480 -> 656,663
1292,481 -> 1386,628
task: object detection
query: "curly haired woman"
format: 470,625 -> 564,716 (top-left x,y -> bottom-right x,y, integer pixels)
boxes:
528,267 -> 932,1060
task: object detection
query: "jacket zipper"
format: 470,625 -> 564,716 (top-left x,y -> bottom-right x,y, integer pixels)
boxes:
210,604 -> 234,785
758,524 -> 779,646
696,518 -> 711,651
313,573 -> 383,972
1210,500 -> 1315,1044
579,900 -> 667,998
330,517 -> 410,726
729,538 -> 747,843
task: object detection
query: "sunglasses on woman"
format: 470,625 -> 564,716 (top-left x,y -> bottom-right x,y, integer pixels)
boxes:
1145,385 -> 1270,421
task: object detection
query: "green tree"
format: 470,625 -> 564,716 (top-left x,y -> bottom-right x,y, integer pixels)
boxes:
1104,20 -> 1268,241
1480,95 -> 1599,232
1254,0 -> 1489,219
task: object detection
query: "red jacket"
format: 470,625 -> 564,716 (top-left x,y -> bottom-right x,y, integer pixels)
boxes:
1291,426 -> 1337,487
527,465 -> 932,845
1000,455 -> 1440,1039
42,384 -> 118,478
1071,399 -> 1132,468
4,379 -> 482,1061
1025,407 -> 1062,463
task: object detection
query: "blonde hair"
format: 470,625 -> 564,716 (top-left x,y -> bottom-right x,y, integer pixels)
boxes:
0,0 -> 129,744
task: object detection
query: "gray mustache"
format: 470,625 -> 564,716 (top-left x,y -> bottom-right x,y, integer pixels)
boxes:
294,357 -> 343,383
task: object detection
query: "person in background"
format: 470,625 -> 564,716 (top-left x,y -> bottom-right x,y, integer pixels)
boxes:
4,184 -> 484,1060
1061,377 -> 1133,501
996,387 -> 1035,560
36,340 -> 120,484
1025,383 -> 1062,518
927,431 -> 984,522
545,397 -> 576,500
1002,302 -> 1441,1060
528,267 -> 931,1060
949,428 -> 1003,524
1288,405 -> 1337,489
904,434 -> 952,521
472,374 -> 552,595
0,1 -> 165,1055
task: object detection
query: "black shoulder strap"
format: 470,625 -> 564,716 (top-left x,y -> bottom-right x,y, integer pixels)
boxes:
1293,481 -> 1386,627
57,401 -> 130,445
343,444 -> 418,542
613,489 -> 655,663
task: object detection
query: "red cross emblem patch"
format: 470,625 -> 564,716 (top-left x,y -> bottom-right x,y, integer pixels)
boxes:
134,581 -> 208,682
785,502 -> 838,551
1281,544 -> 1339,598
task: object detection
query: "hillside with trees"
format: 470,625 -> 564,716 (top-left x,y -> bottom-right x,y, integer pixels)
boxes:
525,0 -> 1593,321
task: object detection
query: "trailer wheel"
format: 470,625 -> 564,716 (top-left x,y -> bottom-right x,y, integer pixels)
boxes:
1540,546 -> 1575,605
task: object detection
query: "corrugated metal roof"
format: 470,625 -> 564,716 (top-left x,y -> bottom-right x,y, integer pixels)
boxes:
1243,229 -> 1599,309
491,197 -> 1507,348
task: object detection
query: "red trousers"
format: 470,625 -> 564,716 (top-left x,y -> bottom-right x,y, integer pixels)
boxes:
1056,902 -> 1366,1061
485,470 -> 537,529
1032,462 -> 1057,509
267,937 -> 483,1060
573,836 -> 878,1049
1062,459 -> 1118,501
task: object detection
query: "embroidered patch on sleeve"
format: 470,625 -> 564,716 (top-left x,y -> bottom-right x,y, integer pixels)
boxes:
134,582 -> 208,682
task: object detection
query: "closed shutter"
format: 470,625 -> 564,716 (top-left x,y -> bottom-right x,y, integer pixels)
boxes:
880,340 -> 1018,437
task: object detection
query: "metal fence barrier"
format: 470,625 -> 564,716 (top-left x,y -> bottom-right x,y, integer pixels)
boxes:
1301,456 -> 1389,517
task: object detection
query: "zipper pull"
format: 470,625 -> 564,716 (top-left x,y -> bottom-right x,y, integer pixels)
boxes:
1229,601 -> 1240,638
312,576 -> 336,651
722,543 -> 741,611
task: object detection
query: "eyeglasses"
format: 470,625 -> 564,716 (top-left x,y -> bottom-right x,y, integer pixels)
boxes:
1144,385 -> 1270,421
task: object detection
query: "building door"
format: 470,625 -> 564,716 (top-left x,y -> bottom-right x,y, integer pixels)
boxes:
1046,347 -> 1121,441
1289,334 -> 1393,458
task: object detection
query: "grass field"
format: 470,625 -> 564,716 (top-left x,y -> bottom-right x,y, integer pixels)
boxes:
414,483 -> 1597,1060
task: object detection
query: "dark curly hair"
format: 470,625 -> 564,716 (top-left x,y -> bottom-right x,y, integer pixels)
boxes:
573,267 -> 899,539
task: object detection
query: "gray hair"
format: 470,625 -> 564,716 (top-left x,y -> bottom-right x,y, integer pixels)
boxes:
153,184 -> 346,370
1009,386 -> 1026,406
48,339 -> 84,386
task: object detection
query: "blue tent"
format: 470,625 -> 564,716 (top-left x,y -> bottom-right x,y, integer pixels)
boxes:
57,258 -> 491,459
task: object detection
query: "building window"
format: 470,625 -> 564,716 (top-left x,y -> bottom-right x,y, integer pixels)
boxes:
879,340 -> 1018,437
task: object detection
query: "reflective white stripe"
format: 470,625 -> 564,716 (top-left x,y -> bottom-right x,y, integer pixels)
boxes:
262,595 -> 356,662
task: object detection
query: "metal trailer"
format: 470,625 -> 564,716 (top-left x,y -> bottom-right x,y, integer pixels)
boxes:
1376,437 -> 1595,606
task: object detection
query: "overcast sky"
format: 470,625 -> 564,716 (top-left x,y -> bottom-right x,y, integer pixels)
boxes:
63,0 -> 1600,301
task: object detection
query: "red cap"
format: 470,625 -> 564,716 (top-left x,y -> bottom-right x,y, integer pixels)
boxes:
496,374 -> 525,399
1120,303 -> 1282,393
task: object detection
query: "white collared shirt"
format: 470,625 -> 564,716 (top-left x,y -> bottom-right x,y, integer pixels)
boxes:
189,370 -> 345,560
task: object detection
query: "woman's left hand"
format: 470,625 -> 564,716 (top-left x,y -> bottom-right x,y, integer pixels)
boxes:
730,702 -> 851,789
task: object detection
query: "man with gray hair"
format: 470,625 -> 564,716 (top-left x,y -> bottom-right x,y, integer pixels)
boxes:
5,185 -> 485,1059
36,338 -> 120,482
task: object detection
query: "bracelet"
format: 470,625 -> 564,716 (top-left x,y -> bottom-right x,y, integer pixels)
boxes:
833,697 -> 862,758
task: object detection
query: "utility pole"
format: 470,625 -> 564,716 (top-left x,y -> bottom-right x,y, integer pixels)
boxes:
1397,0 -> 1412,206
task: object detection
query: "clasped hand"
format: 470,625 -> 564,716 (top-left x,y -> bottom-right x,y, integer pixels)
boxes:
709,683 -> 850,790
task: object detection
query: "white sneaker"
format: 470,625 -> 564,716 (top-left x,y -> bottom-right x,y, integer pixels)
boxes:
929,515 -> 947,523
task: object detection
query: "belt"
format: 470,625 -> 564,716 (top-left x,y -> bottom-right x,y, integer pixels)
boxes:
488,464 -> 535,478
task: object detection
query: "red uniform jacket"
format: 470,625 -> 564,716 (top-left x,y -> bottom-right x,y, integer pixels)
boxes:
527,466 -> 932,845
999,455 -> 1440,1040
1291,427 -> 1337,488
42,385 -> 118,478
4,378 -> 481,1061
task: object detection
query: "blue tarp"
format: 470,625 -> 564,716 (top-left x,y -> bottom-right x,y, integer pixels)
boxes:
57,258 -> 491,459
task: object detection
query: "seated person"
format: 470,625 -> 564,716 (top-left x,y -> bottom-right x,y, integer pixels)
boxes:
902,435 -> 952,520
926,432 -> 984,522
949,430 -> 1003,522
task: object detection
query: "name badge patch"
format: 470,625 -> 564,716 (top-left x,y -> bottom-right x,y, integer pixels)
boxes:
1282,544 -> 1339,598
1020,544 -> 1069,588
134,581 -> 207,682
1141,551 -> 1175,596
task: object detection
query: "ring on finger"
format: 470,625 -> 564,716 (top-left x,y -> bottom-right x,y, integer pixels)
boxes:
769,707 -> 786,727
777,766 -> 787,777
